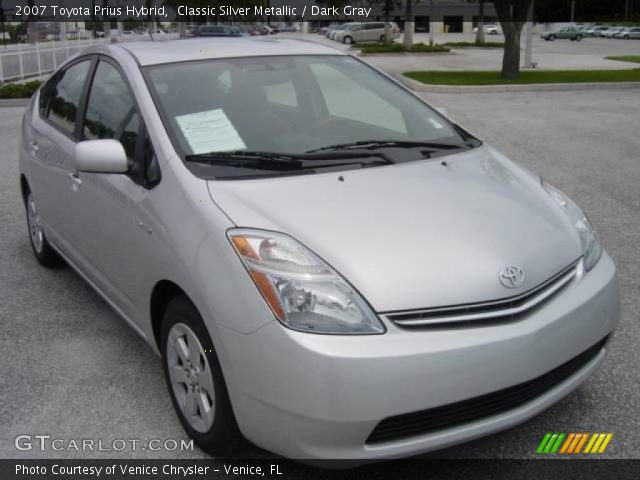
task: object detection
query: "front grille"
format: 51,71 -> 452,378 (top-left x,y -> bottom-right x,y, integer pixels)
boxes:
385,259 -> 581,328
366,336 -> 608,445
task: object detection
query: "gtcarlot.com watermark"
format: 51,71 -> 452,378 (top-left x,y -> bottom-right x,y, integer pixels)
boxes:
15,434 -> 194,452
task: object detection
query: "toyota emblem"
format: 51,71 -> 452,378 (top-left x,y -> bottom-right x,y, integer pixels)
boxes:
499,266 -> 525,289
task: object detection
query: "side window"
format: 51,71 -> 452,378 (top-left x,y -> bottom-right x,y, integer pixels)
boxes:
83,60 -> 160,188
83,61 -> 139,161
38,72 -> 58,116
47,60 -> 92,136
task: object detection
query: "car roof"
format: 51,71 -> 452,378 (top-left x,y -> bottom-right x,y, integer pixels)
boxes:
110,38 -> 346,66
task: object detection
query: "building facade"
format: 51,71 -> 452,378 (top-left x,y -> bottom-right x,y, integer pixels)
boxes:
366,0 -> 498,34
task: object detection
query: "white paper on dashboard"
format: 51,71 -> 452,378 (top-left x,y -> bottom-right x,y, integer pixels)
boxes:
175,109 -> 246,154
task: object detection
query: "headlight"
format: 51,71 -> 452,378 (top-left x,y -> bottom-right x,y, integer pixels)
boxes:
228,229 -> 385,335
541,180 -> 602,270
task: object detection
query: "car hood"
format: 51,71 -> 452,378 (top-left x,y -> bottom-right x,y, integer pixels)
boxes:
208,146 -> 582,312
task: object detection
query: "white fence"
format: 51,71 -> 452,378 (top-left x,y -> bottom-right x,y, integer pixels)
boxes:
0,34 -> 178,83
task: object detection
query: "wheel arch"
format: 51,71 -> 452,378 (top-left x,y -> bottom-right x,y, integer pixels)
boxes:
150,280 -> 190,352
19,174 -> 30,204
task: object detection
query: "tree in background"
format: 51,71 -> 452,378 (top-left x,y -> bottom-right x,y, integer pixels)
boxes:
493,0 -> 534,80
102,0 -> 111,38
0,6 -> 6,46
475,0 -> 485,45
145,0 -> 155,38
368,0 -> 398,43
403,0 -> 416,48
26,0 -> 37,44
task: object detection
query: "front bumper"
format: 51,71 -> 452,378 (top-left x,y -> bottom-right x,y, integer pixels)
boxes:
216,252 -> 618,461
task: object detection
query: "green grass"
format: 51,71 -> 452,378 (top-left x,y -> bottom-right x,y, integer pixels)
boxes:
442,41 -> 505,48
358,42 -> 449,54
605,56 -> 640,64
0,80 -> 42,99
404,69 -> 640,86
349,42 -> 379,49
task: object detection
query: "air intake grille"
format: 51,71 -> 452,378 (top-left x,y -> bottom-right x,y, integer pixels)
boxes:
385,260 -> 581,328
366,336 -> 608,445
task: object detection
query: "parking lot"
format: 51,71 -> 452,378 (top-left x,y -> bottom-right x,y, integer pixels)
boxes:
295,32 -> 640,75
1,78 -> 639,462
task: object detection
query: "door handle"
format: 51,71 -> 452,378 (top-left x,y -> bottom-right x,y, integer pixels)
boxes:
29,140 -> 38,153
69,172 -> 82,190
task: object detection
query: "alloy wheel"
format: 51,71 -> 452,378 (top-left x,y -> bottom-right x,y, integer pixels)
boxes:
27,193 -> 44,254
166,322 -> 216,433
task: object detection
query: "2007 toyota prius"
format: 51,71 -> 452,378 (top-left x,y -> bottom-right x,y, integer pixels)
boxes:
19,38 -> 619,461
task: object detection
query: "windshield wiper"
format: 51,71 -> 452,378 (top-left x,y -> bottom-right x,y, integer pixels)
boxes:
306,139 -> 468,153
185,150 -> 395,171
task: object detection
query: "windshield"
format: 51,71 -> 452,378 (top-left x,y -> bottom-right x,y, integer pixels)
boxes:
145,55 -> 472,177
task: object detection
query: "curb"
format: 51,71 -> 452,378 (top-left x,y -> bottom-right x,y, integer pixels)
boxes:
0,98 -> 30,107
396,74 -> 640,93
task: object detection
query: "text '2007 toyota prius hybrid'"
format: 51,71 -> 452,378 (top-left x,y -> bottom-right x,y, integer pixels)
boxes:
19,38 -> 619,462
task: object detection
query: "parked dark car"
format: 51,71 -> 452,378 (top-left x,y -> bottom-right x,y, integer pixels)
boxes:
193,25 -> 241,37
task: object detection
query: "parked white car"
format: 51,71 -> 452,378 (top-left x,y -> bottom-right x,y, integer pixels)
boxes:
615,27 -> 640,39
603,26 -> 626,38
336,22 -> 400,44
330,23 -> 355,40
473,24 -> 503,35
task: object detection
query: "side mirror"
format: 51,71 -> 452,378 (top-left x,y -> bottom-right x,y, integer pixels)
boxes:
73,139 -> 128,174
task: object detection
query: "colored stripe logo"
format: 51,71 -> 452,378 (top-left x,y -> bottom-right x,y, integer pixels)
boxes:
537,433 -> 612,454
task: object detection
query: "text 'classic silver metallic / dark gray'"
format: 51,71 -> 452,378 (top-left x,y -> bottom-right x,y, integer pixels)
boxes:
19,37 -> 619,462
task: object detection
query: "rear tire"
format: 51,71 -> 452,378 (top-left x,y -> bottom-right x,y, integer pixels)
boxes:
25,191 -> 64,268
161,295 -> 245,455
576,35 -> 582,41
380,34 -> 385,42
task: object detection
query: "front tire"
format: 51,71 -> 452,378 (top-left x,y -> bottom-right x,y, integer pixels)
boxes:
343,36 -> 353,45
575,35 -> 582,41
548,34 -> 556,41
25,191 -> 64,268
161,295 -> 244,455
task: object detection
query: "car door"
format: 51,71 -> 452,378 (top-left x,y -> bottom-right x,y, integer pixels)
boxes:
27,57 -> 94,255
64,56 -> 161,325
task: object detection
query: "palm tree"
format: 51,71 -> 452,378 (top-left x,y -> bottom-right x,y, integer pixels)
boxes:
475,0 -> 485,45
368,0 -> 396,43
26,0 -> 37,44
403,0 -> 415,49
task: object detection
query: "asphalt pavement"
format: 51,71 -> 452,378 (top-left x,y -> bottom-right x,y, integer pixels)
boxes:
292,32 -> 640,75
0,86 -> 639,464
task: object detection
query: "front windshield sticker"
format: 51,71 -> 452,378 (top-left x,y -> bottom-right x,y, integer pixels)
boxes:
175,109 -> 246,154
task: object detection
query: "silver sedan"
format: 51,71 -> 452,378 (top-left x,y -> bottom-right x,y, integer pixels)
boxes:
19,38 -> 619,462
